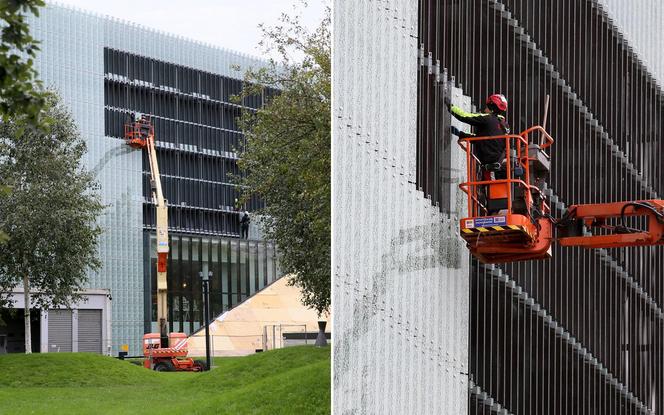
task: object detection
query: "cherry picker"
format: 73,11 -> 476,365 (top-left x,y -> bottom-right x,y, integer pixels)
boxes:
457,123 -> 663,263
125,115 -> 205,371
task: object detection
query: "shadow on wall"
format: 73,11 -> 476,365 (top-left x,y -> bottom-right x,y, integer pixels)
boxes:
91,141 -> 134,178
334,221 -> 464,380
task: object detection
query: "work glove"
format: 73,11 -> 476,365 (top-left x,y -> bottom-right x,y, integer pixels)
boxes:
450,126 -> 462,136
443,96 -> 451,110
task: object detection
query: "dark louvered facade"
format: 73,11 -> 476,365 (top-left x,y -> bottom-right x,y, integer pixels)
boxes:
103,48 -> 281,336
418,1 -> 664,414
103,48 -> 267,235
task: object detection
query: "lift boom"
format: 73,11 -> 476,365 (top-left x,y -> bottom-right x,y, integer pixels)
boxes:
124,115 -> 204,372
125,116 -> 169,342
558,200 -> 664,248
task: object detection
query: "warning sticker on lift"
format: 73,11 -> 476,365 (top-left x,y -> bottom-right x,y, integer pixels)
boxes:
464,216 -> 506,228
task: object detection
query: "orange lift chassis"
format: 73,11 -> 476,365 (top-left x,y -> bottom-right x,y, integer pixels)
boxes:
457,125 -> 664,263
124,115 -> 205,372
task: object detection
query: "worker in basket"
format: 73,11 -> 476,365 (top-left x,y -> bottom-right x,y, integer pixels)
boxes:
445,94 -> 511,214
135,113 -> 151,140
445,93 -> 510,176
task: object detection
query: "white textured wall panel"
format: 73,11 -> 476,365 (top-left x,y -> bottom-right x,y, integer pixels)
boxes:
597,0 -> 664,86
332,1 -> 470,413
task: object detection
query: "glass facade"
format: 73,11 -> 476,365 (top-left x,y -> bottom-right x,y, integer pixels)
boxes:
27,3 -> 275,354
146,233 -> 279,335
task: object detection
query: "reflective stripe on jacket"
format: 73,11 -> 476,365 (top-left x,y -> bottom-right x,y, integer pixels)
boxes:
450,105 -> 510,165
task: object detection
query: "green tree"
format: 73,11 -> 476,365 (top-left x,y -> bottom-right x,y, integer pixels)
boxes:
0,0 -> 48,247
0,0 -> 47,124
236,4 -> 330,315
0,93 -> 104,353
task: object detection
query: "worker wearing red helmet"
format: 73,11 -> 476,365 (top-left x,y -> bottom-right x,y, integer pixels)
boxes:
444,93 -> 510,166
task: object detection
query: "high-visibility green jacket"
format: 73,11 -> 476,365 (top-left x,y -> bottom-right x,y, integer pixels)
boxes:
450,105 -> 510,165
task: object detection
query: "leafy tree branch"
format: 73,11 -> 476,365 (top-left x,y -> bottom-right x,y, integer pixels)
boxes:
236,2 -> 330,315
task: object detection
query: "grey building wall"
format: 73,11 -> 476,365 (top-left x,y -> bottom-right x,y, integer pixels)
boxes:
27,4 -> 264,354
332,1 -> 470,413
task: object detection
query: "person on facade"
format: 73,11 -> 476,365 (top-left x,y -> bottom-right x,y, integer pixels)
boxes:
240,211 -> 250,239
133,113 -> 151,139
445,93 -> 511,176
446,94 -> 512,215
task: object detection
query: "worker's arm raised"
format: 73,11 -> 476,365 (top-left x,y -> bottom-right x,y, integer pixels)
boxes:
449,105 -> 491,127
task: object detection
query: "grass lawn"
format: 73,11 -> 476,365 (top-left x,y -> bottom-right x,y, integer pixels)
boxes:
0,345 -> 330,415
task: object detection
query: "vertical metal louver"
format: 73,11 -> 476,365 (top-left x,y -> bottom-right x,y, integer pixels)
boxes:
47,310 -> 72,353
77,310 -> 102,354
418,0 -> 664,414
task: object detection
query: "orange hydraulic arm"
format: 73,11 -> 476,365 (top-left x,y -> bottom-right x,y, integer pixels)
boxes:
557,200 -> 664,248
125,115 -> 170,343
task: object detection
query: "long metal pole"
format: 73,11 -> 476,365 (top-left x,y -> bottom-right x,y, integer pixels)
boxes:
542,94 -> 550,131
204,279 -> 211,371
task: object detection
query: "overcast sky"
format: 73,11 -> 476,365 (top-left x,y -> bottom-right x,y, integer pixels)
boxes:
52,0 -> 327,58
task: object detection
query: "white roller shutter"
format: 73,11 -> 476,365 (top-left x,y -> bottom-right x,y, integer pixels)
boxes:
77,309 -> 102,353
48,310 -> 72,352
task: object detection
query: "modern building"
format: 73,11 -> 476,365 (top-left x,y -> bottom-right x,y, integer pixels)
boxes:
0,4 -> 281,355
334,0 -> 663,414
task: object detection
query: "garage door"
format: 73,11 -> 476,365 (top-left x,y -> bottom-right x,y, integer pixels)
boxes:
77,309 -> 102,353
48,310 -> 72,352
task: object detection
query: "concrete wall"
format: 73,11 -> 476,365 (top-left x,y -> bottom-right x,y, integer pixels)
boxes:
332,1 -> 470,413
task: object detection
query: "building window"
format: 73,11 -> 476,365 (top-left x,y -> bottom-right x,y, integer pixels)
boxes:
147,233 -> 280,335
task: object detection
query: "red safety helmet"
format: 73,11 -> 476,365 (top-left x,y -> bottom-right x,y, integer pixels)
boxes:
486,94 -> 508,112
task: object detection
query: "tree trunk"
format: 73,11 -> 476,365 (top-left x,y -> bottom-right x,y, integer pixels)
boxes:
23,273 -> 32,354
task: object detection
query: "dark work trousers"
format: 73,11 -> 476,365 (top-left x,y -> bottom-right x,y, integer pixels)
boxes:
241,224 -> 249,239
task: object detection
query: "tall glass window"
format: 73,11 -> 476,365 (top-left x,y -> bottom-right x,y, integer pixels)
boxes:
249,242 -> 257,294
221,239 -> 230,311
148,233 -> 280,335
240,242 -> 248,301
210,239 -> 222,317
150,233 -> 157,324
258,242 -> 266,289
229,239 -> 239,306
191,238 -> 202,332
180,237 -> 190,332
266,244 -> 275,285
169,236 -> 181,333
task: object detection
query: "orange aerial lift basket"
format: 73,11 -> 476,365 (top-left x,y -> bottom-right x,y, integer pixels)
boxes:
457,126 -> 555,263
124,115 -> 153,149
457,126 -> 664,263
